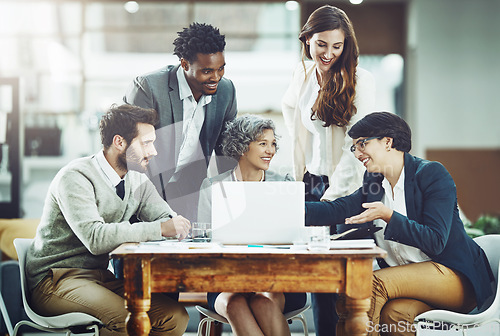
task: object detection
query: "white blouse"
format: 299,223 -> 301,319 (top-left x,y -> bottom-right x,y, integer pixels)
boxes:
299,70 -> 330,176
282,61 -> 376,201
374,168 -> 431,266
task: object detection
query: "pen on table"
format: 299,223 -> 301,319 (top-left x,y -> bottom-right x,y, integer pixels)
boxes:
247,244 -> 290,249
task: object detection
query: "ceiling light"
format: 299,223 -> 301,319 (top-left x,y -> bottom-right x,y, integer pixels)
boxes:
285,1 -> 299,11
124,1 -> 139,14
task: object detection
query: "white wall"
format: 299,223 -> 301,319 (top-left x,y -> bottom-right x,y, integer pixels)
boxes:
406,0 -> 500,157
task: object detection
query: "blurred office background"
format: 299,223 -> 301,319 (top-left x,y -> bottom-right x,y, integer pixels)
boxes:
0,0 -> 498,334
0,0 -> 499,231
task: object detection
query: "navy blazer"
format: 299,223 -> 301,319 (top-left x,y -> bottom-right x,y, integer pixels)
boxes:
306,153 -> 493,309
124,65 -> 237,220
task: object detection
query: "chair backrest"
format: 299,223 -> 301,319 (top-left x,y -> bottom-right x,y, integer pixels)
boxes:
472,234 -> 500,312
13,238 -> 102,330
474,235 -> 500,283
13,238 -> 47,326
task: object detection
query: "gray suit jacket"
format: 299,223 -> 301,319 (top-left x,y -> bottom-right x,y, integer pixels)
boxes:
124,64 -> 237,220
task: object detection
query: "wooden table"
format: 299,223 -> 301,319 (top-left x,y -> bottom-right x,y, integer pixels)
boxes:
111,243 -> 386,336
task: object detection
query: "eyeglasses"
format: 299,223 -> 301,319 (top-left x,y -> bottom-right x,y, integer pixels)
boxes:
350,137 -> 379,153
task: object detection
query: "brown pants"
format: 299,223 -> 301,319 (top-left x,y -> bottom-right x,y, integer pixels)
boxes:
30,268 -> 189,336
366,261 -> 477,336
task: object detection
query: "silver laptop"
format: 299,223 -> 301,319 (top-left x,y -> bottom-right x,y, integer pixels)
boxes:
211,181 -> 305,244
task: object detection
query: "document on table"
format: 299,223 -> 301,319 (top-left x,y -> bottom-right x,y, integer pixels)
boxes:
220,244 -> 294,253
126,240 -> 376,252
329,239 -> 376,249
129,241 -> 296,253
125,241 -> 222,252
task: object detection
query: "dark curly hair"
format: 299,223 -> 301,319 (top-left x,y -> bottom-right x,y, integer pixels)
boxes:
348,112 -> 411,152
173,22 -> 226,63
100,104 -> 158,149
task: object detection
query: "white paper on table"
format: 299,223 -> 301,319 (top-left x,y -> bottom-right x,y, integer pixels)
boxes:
127,241 -> 223,253
329,239 -> 376,249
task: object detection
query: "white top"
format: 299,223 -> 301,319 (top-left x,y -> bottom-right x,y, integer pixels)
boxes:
176,66 -> 211,170
299,70 -> 330,176
374,168 -> 431,266
282,61 -> 376,201
92,150 -> 123,189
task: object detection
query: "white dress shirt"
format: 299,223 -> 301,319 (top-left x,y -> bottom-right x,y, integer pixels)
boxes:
374,168 -> 431,266
175,66 -> 211,170
92,150 -> 124,190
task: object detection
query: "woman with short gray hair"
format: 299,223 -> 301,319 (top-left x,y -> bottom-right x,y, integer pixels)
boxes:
198,114 -> 306,336
220,114 -> 279,163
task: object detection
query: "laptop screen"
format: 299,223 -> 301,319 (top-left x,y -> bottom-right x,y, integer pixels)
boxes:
211,181 -> 305,244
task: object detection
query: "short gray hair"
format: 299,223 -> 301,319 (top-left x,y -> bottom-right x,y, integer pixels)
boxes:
221,115 -> 279,161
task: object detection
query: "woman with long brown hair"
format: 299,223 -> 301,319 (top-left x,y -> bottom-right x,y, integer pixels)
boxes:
282,5 -> 375,335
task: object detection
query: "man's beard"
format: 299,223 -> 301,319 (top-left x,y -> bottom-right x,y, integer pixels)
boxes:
117,146 -> 148,173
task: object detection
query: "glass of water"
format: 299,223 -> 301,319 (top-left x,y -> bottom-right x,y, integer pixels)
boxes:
192,222 -> 212,242
306,226 -> 330,251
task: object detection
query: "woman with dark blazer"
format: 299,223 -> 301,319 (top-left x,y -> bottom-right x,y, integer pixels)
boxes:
305,112 -> 493,335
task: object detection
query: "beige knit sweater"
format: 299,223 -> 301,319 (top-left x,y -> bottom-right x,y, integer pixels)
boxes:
26,155 -> 175,290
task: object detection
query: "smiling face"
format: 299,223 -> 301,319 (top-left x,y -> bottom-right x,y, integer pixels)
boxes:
239,129 -> 277,172
181,52 -> 225,101
352,136 -> 389,173
118,122 -> 157,173
307,29 -> 345,79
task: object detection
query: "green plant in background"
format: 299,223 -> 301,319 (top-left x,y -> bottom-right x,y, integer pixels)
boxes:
474,215 -> 500,235
464,220 -> 485,239
464,215 -> 500,238
459,207 -> 483,239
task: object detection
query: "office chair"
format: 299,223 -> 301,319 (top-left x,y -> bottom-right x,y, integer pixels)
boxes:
414,234 -> 500,335
12,238 -> 102,336
195,304 -> 311,336
0,281 -> 15,336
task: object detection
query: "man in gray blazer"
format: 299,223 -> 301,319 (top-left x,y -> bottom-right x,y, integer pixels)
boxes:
124,23 -> 237,221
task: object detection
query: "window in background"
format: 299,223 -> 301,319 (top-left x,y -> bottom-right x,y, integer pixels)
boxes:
0,1 -> 403,218
83,2 -> 300,119
360,54 -> 405,117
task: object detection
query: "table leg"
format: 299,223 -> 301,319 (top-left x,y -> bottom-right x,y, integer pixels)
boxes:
336,295 -> 372,336
344,297 -> 371,335
123,257 -> 151,336
337,258 -> 373,336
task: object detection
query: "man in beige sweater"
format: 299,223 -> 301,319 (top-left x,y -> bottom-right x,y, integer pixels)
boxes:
26,104 -> 190,336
